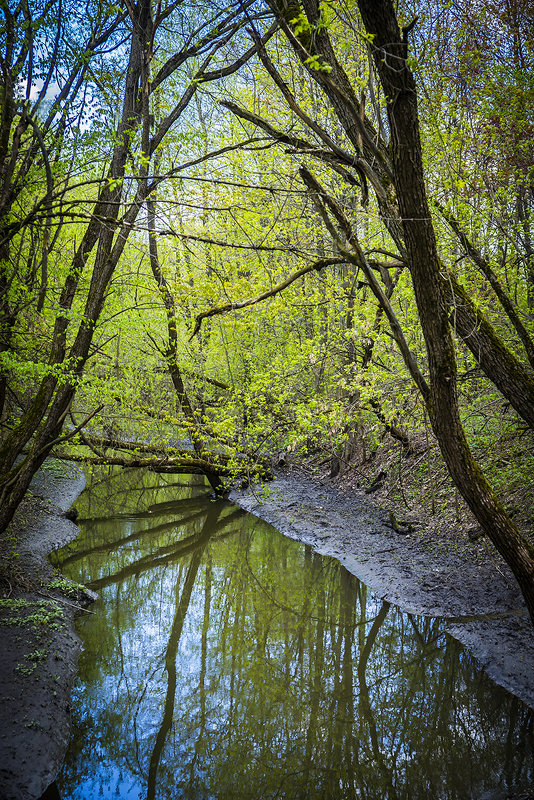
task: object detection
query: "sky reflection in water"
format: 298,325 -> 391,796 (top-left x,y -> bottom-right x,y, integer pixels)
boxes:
51,468 -> 534,800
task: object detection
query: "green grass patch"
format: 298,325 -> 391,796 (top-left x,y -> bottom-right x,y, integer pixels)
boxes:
0,598 -> 64,630
46,576 -> 85,599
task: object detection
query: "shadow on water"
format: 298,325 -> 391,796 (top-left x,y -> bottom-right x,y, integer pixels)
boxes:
50,468 -> 534,800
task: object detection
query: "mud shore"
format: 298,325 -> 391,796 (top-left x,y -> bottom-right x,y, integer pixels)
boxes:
0,462 -> 88,800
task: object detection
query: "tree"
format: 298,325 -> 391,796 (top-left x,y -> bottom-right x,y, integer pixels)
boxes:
0,0 -> 276,531
213,0 -> 534,623
0,0 -> 127,416
356,0 -> 534,621
225,0 -> 534,429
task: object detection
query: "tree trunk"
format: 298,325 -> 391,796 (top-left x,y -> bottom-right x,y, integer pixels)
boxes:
357,0 -> 534,626
147,196 -> 225,495
0,0 -> 151,533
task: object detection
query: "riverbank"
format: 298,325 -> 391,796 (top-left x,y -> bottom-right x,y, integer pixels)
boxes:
231,467 -> 534,711
0,461 -> 89,800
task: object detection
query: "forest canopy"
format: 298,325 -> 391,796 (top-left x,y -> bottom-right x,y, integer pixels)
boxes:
1,0 -> 534,621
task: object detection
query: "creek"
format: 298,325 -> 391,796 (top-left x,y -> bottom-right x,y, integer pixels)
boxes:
50,467 -> 534,799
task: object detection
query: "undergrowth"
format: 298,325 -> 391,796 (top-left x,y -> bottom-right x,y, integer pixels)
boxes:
304,402 -> 534,553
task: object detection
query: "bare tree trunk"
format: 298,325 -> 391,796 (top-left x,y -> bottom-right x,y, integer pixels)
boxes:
357,0 -> 534,626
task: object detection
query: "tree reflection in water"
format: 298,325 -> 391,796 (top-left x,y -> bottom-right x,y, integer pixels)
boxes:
51,468 -> 534,800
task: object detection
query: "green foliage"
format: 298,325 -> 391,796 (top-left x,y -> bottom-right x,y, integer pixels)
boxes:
0,598 -> 64,630
290,12 -> 313,36
47,576 -> 85,599
15,648 -> 48,676
2,0 -> 533,525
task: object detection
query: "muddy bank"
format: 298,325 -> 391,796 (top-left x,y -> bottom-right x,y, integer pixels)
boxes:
0,462 -> 88,800
231,470 -> 534,710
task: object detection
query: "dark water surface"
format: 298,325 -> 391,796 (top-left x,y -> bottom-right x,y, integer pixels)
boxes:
51,468 -> 534,800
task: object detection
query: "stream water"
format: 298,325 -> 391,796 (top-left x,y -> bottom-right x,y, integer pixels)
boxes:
50,468 -> 534,800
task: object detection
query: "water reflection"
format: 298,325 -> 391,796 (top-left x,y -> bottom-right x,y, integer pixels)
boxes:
52,468 -> 534,800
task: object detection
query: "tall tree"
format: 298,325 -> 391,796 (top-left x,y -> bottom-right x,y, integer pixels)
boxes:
0,0 -> 275,531
217,0 -> 534,623
356,0 -> 534,622
226,0 -> 534,430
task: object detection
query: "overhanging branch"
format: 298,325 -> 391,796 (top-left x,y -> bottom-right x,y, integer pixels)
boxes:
189,256 -> 346,339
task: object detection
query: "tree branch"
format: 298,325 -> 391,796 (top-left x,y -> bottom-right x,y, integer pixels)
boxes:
221,99 -> 386,198
300,165 -> 430,400
434,198 -> 534,369
189,256 -> 346,339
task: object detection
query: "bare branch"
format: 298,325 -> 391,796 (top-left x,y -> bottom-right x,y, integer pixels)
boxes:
160,230 -> 302,254
434,198 -> 534,369
221,99 -> 386,199
199,21 -> 279,82
190,256 -> 346,339
35,404 -> 104,456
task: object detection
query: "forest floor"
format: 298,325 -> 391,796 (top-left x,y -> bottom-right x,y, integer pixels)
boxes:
1,446 -> 534,800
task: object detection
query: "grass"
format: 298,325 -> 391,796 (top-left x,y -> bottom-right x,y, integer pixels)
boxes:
15,648 -> 48,676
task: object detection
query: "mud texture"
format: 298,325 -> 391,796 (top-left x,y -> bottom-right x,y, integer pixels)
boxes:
0,463 -> 88,800
231,470 -> 534,710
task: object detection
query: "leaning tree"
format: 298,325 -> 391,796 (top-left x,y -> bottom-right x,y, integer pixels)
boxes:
0,0 -> 275,530
212,0 -> 534,623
